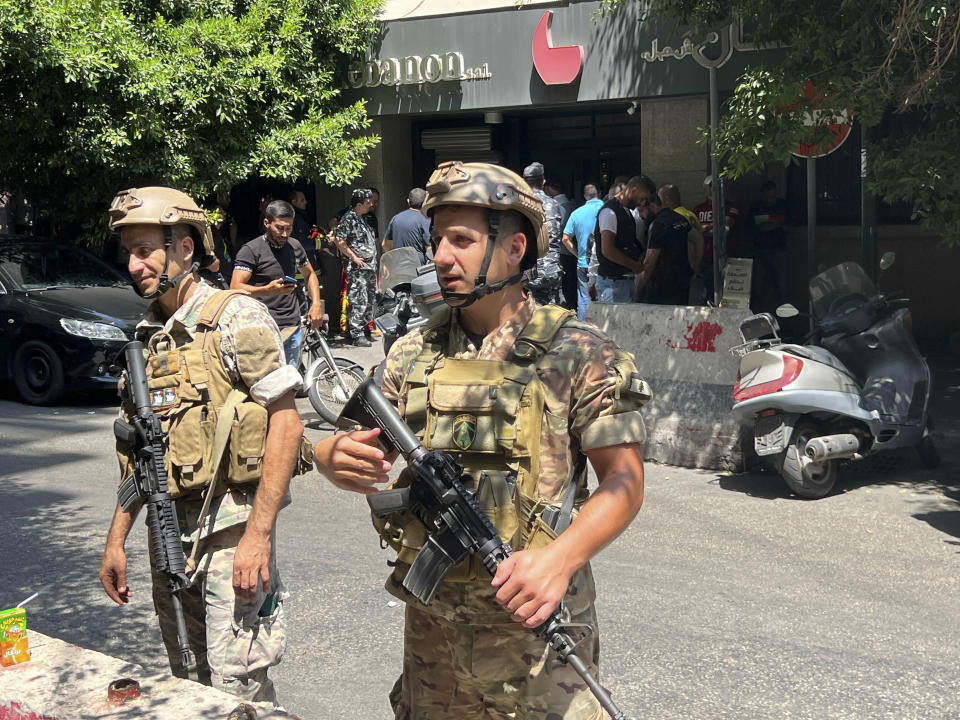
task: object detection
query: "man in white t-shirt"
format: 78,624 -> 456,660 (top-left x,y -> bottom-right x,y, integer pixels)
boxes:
593,176 -> 656,303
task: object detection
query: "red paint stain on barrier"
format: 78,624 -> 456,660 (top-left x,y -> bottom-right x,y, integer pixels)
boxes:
0,700 -> 59,720
665,321 -> 723,352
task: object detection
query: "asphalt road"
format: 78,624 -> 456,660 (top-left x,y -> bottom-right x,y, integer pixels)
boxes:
1,345 -> 958,720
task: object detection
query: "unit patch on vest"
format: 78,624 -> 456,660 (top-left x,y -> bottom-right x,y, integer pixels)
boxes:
150,387 -> 177,408
452,414 -> 478,451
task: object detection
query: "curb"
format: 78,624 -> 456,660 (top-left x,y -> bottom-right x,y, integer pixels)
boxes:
0,632 -> 296,720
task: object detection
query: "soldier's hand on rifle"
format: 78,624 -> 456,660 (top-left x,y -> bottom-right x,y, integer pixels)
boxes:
99,545 -> 133,605
313,428 -> 392,494
233,532 -> 272,599
491,546 -> 573,628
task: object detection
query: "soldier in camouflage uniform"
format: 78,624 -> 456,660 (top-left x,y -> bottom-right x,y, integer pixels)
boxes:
523,161 -> 564,305
98,187 -> 307,706
332,188 -> 378,347
314,162 -> 649,719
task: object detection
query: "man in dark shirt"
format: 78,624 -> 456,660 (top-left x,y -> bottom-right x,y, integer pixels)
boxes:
364,188 -> 380,237
382,187 -> 430,264
636,194 -> 693,305
231,199 -> 324,365
289,189 -> 316,267
747,180 -> 791,314
545,179 -> 578,310
693,175 -> 741,305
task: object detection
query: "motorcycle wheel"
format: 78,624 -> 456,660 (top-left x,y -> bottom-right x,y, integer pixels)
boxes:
307,358 -> 366,425
778,421 -> 837,499
916,422 -> 940,468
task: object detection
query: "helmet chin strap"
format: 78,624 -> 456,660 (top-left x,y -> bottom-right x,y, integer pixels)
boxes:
439,217 -> 525,308
131,226 -> 199,300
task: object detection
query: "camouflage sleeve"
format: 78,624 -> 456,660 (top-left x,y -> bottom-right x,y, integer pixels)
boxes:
545,197 -> 563,251
564,326 -> 650,452
218,296 -> 301,406
335,213 -> 357,250
379,328 -> 426,417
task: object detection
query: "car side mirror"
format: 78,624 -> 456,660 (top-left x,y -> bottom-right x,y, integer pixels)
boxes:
879,251 -> 896,271
776,303 -> 800,318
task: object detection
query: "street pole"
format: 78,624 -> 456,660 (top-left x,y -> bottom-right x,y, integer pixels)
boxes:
709,66 -> 726,306
807,157 -> 816,327
860,135 -> 877,281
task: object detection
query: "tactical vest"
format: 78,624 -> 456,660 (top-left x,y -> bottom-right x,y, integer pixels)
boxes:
375,304 -> 583,583
135,290 -> 273,499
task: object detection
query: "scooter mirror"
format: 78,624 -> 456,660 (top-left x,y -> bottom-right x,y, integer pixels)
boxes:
879,251 -> 896,271
776,303 -> 800,318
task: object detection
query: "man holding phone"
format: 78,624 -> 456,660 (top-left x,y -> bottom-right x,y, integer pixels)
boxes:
232,199 -> 324,365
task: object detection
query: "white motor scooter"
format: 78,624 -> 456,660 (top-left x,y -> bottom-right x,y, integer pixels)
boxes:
730,253 -> 939,498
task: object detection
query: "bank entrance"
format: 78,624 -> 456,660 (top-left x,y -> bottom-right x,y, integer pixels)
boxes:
412,106 -> 644,195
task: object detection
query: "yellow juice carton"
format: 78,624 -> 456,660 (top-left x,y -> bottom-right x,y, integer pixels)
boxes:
0,607 -> 30,666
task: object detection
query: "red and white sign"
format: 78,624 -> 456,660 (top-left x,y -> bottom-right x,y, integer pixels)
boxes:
531,10 -> 584,85
792,81 -> 852,159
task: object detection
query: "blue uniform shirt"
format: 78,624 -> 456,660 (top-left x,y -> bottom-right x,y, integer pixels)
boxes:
563,198 -> 604,269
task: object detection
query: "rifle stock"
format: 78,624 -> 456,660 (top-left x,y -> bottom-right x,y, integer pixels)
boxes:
341,379 -> 629,720
116,341 -> 198,681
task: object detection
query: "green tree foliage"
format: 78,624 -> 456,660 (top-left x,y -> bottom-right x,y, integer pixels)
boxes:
0,0 -> 383,233
601,0 -> 960,244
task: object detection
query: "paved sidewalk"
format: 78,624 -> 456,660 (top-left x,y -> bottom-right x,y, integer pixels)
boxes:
0,632 -> 295,720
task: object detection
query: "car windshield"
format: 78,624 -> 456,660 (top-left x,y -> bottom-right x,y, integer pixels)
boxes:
809,261 -> 877,320
0,243 -> 127,290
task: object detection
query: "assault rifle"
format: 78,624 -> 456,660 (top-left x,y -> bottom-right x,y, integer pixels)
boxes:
339,379 -> 628,720
114,341 -> 198,681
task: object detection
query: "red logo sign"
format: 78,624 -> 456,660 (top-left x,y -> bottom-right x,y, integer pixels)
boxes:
791,81 -> 852,159
532,11 -> 583,85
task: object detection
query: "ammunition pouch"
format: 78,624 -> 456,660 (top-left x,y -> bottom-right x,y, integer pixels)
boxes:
375,305 -> 580,583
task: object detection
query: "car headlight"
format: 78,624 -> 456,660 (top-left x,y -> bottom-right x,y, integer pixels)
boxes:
60,318 -> 128,341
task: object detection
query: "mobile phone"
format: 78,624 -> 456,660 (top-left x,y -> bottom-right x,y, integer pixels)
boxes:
282,275 -> 297,285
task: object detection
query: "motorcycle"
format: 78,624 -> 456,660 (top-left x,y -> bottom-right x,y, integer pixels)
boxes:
375,247 -> 443,355
294,285 -> 366,425
730,252 -> 939,498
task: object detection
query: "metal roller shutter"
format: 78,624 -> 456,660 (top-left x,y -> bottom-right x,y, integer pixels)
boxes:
420,127 -> 502,164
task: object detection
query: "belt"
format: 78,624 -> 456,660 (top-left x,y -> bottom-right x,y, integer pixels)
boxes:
599,273 -> 636,281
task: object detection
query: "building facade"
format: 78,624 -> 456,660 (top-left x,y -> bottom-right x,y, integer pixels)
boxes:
312,0 -> 956,343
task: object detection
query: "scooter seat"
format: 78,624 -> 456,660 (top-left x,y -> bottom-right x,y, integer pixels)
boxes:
777,344 -> 857,380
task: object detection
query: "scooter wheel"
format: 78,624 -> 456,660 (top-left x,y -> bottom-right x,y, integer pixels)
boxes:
779,421 -> 837,499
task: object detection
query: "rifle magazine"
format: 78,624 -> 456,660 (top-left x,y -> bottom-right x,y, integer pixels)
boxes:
403,529 -> 469,604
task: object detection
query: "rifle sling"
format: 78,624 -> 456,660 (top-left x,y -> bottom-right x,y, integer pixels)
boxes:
553,453 -> 587,534
185,387 -> 247,574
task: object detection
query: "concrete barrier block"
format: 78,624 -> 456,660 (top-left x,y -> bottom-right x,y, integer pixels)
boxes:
0,631 -> 295,719
587,303 -> 752,470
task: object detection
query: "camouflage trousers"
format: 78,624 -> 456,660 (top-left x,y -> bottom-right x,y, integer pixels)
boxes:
346,265 -> 377,339
388,572 -> 608,720
151,522 -> 287,705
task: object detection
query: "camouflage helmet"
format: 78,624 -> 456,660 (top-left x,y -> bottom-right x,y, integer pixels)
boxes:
422,161 -> 548,259
109,186 -> 214,256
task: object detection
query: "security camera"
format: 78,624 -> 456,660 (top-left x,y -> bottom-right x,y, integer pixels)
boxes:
626,100 -> 639,116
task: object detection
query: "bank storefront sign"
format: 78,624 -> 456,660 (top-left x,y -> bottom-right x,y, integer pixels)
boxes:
346,51 -> 491,88
352,1 -> 777,116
